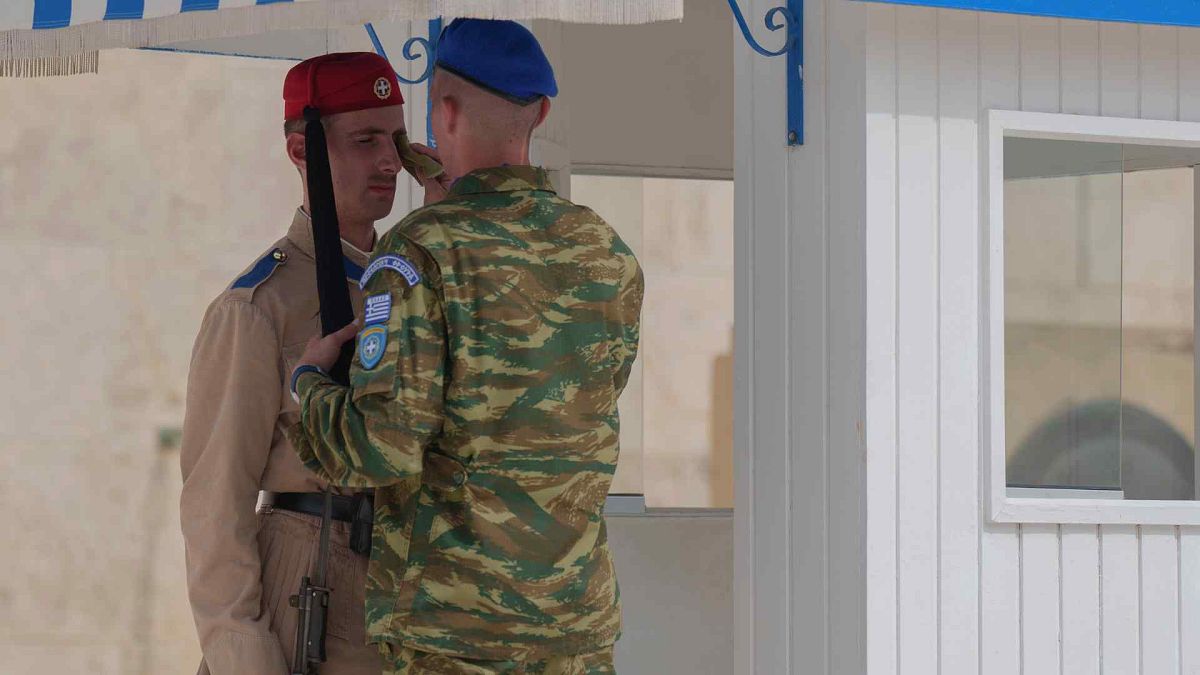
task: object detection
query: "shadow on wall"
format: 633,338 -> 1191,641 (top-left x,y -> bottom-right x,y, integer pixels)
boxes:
1010,399 -> 1194,500
708,327 -> 734,508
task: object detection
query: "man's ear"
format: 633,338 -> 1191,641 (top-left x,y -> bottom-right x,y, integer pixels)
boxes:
533,97 -> 551,130
285,132 -> 306,171
441,95 -> 461,135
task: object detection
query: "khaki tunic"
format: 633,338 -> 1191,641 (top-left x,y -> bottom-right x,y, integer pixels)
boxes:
180,210 -> 382,674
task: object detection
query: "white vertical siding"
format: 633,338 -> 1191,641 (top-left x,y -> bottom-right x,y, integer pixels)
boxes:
1102,525 -> 1140,674
741,2 -> 1200,672
863,4 -> 899,674
735,0 -> 800,671
1179,31 -> 1200,123
1060,525 -> 1101,675
977,15 -> 1022,674
1099,23 -> 1138,118
1021,524 -> 1062,672
936,8 -> 982,675
1140,26 -> 1179,121
1181,528 -> 1200,672
1141,527 -> 1181,674
856,7 -> 1200,674
1059,20 -> 1100,116
789,0 -> 830,667
736,0 -> 868,671
826,0 -> 870,672
895,8 -> 940,675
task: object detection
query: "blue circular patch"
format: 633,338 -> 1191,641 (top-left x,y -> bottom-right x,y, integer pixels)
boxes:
358,325 -> 388,370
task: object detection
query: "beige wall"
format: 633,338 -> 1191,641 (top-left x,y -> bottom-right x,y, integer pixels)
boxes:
573,175 -> 735,508
0,49 -> 310,672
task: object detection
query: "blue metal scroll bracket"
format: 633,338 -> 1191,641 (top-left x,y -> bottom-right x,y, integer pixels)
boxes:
365,18 -> 443,146
727,0 -> 804,146
364,21 -> 438,86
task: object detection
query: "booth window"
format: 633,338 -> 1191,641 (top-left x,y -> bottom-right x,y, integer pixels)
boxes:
539,1 -> 734,510
572,175 -> 734,509
999,130 -> 1200,503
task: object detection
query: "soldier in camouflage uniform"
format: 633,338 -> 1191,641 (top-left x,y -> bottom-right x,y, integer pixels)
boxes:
286,19 -> 644,675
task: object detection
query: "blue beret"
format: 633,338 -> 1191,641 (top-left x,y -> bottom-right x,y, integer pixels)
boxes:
434,18 -> 558,104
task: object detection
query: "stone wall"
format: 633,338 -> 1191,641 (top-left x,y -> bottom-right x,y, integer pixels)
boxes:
0,49 -> 310,673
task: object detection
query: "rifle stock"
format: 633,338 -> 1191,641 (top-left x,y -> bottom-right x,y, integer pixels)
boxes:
288,490 -> 334,673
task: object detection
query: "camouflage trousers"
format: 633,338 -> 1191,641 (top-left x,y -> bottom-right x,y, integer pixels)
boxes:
378,642 -> 615,675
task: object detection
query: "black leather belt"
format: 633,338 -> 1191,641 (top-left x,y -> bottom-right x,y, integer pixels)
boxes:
271,492 -> 365,523
268,491 -> 375,555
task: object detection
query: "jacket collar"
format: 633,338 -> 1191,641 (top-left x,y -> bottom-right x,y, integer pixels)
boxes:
285,208 -> 374,282
447,165 -> 556,199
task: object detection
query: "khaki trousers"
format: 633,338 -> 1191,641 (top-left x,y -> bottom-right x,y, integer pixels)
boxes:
379,643 -> 616,675
197,509 -> 382,675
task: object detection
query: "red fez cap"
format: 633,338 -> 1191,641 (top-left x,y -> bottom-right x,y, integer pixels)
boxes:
283,52 -> 404,121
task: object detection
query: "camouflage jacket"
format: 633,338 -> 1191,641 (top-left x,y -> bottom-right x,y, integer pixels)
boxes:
287,166 -> 644,660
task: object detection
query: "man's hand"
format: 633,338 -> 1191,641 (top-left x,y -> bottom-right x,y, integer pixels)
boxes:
298,321 -> 360,372
411,142 -> 452,206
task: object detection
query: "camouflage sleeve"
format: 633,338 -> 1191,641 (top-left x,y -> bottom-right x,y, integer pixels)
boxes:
288,236 -> 447,487
613,253 -> 645,396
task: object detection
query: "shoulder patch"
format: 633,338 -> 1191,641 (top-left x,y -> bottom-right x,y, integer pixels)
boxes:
231,248 -> 287,290
363,293 -> 392,325
357,324 -> 388,370
360,254 -> 421,290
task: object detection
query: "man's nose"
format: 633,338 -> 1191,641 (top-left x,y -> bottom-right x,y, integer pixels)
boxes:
379,140 -> 401,174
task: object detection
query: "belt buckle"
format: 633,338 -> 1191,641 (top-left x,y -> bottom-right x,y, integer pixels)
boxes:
257,490 -> 277,515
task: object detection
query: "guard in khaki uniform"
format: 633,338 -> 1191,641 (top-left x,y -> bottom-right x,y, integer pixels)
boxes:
180,52 -> 410,674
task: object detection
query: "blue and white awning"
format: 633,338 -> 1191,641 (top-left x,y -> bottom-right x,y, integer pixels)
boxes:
0,0 -> 682,76
860,0 -> 1200,28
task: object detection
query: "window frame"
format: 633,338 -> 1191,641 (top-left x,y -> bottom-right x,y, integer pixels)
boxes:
984,109 -> 1200,524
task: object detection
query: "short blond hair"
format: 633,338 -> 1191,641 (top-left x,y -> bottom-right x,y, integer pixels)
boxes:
430,68 -> 543,146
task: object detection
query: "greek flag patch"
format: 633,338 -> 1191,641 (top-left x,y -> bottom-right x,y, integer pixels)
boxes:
360,254 -> 421,289
363,293 -> 392,325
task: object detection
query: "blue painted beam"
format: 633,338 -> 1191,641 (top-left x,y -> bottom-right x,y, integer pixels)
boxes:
727,0 -> 804,146
858,0 -> 1200,28
786,0 -> 802,146
427,17 -> 442,148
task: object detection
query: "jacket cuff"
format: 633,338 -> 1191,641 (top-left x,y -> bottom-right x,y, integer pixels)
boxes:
290,365 -> 328,403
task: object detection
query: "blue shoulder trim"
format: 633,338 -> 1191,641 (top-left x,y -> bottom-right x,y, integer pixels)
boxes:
231,250 -> 283,290
343,256 -> 365,284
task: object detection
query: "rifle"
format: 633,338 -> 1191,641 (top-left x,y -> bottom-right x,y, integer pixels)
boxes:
289,489 -> 333,674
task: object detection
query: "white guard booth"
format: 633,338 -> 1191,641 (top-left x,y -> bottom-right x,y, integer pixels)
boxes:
736,0 -> 1200,673
15,0 -> 1200,672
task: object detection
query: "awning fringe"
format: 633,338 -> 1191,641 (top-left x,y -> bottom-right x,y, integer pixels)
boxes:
1,0 -> 682,76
